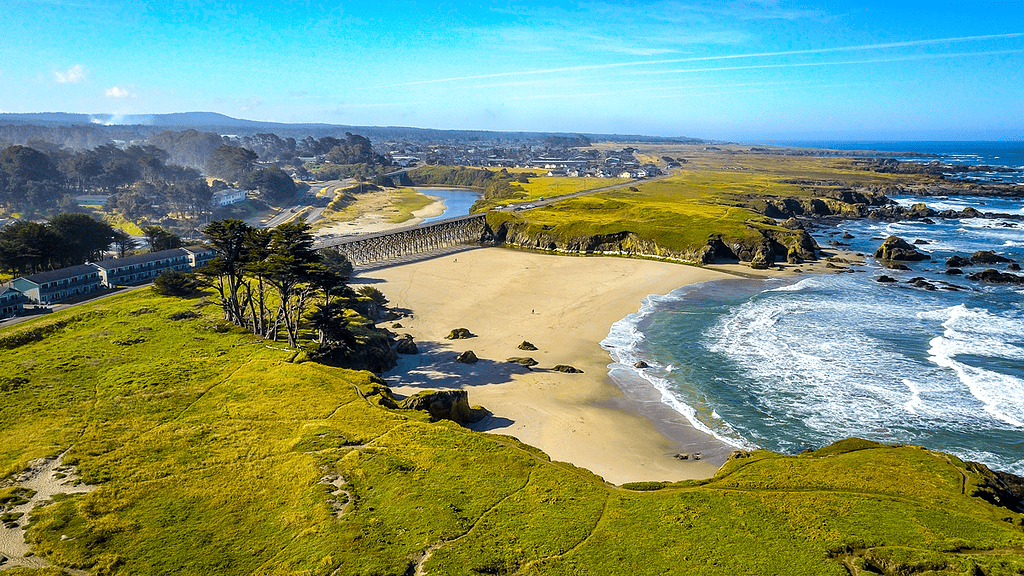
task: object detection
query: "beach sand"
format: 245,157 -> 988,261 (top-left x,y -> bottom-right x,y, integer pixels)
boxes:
360,248 -> 760,485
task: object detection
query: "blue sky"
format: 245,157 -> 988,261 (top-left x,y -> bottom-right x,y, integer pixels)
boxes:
2,0 -> 1022,141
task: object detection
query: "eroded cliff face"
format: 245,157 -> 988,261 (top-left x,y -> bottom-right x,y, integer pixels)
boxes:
483,217 -> 819,268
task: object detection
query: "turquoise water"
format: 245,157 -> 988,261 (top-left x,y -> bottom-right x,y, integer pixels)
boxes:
601,147 -> 1024,474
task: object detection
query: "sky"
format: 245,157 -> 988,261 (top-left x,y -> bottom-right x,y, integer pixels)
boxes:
1,0 -> 1023,141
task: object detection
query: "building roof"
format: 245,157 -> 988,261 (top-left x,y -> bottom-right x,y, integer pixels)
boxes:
91,248 -> 188,271
1,285 -> 23,296
182,244 -> 214,255
20,264 -> 101,285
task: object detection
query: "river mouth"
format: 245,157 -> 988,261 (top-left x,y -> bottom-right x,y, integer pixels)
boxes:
416,188 -> 482,223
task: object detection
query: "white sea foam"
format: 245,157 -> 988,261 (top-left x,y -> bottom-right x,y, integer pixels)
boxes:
601,283 -> 753,449
923,305 -> 1024,428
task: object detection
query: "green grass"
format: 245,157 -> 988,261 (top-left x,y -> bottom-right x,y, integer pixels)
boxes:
485,155 -> 922,262
1,288 -> 1023,575
387,187 -> 436,223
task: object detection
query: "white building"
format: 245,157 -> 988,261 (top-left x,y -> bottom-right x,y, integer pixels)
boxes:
213,189 -> 247,207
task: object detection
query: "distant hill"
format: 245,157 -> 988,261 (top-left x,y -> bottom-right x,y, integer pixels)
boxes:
0,111 -> 706,148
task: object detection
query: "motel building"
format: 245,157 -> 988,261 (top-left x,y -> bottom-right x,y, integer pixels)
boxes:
11,264 -> 104,304
92,248 -> 193,287
0,285 -> 27,318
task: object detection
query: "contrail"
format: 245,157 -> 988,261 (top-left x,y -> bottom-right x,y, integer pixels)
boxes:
366,32 -> 1024,90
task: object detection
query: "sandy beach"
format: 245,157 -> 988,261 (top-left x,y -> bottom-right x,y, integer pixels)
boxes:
359,248 -> 768,485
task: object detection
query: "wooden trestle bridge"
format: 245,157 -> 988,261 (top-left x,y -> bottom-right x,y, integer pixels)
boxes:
314,213 -> 490,266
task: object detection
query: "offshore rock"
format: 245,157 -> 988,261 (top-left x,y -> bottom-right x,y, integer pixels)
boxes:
967,269 -> 1024,284
874,236 -> 931,261
876,275 -> 896,283
1009,263 -> 1021,271
634,361 -> 649,369
946,255 -> 971,268
971,250 -> 1015,264
455,350 -> 478,364
946,268 -> 964,275
399,389 -> 487,424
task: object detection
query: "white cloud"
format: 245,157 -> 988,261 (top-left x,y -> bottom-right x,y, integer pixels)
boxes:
54,64 -> 87,84
105,86 -> 136,98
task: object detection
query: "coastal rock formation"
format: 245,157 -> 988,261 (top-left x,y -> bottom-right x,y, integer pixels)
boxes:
455,350 -> 478,364
946,268 -> 964,275
749,243 -> 775,270
946,255 -> 971,267
971,250 -> 1015,264
395,335 -> 418,355
398,389 -> 487,424
966,269 -> 1024,284
551,365 -> 583,373
874,236 -> 931,261
634,361 -> 649,369
518,341 -> 538,351
445,328 -> 474,340
484,214 -> 817,268
506,357 -> 539,368
876,275 -> 896,283
1009,263 -> 1021,271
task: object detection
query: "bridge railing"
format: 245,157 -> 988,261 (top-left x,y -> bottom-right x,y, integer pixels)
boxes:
315,213 -> 489,266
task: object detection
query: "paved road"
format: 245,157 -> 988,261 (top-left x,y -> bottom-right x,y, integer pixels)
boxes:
260,179 -> 349,228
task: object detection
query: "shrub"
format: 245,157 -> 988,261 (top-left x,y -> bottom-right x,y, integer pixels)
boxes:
153,269 -> 204,297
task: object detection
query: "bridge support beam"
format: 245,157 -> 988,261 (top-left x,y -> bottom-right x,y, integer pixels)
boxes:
316,214 -> 489,266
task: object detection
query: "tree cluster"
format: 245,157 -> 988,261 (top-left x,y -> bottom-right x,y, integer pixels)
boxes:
198,219 -> 358,349
0,213 -> 117,274
0,143 -> 211,218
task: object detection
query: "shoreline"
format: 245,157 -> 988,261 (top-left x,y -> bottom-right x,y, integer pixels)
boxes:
360,248 -> 807,484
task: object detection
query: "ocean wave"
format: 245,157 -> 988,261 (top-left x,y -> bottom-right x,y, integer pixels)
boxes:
600,281 -> 754,449
923,305 -> 1024,428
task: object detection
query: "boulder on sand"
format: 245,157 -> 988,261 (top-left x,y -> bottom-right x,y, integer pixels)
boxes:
506,357 -> 539,368
445,328 -> 475,340
518,341 -> 538,351
399,389 -> 487,424
455,350 -> 478,364
395,334 -> 418,355
552,365 -> 583,373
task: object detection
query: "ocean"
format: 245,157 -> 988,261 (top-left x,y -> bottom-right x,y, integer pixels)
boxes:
602,142 -> 1024,474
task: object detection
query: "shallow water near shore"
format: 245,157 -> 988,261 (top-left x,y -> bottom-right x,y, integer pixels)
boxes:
604,193 -> 1024,475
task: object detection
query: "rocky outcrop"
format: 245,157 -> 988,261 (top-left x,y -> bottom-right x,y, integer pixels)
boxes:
395,334 -> 418,355
551,365 -> 583,373
506,357 -> 539,368
399,389 -> 487,424
486,215 -> 816,269
455,350 -> 478,364
946,255 -> 971,268
876,275 -> 896,283
874,236 -> 931,261
445,328 -> 474,340
971,250 -> 1015,264
966,269 -> 1024,284
518,341 -> 538,351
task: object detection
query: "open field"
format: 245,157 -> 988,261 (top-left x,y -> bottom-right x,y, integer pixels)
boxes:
1,285 -> 1023,575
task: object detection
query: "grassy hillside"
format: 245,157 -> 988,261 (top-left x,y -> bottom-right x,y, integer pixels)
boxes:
483,155 -> 916,262
1,288 -> 1023,575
